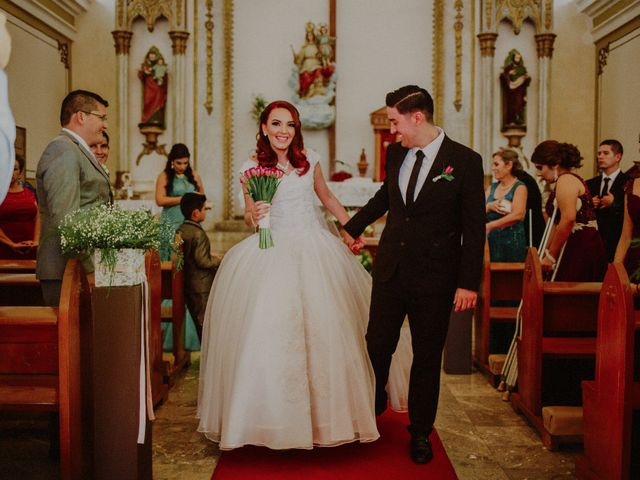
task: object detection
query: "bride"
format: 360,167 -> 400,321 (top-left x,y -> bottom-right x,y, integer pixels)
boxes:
197,100 -> 410,450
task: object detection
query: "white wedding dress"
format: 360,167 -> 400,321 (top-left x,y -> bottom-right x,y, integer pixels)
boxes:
197,150 -> 411,450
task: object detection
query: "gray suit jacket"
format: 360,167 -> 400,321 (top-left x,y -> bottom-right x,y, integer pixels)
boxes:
36,130 -> 112,280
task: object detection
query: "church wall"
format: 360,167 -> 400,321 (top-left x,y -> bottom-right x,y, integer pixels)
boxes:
548,0 -> 595,177
334,1 -> 433,174
71,0 -> 118,180
2,8 -> 67,176
596,20 -> 640,173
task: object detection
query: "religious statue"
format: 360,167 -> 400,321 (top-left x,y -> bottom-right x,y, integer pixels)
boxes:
138,46 -> 168,129
289,21 -> 336,129
500,49 -> 531,129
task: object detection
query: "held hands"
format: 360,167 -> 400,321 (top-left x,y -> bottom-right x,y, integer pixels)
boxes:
453,288 -> 477,312
8,240 -> 36,254
592,193 -> 613,209
340,230 -> 364,254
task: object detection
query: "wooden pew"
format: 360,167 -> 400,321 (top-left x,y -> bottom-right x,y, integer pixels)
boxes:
474,242 -> 524,386
510,248 -> 601,450
0,260 -> 89,479
576,263 -> 640,479
0,259 -> 37,273
0,270 -> 44,306
160,254 -> 190,384
145,251 -> 169,407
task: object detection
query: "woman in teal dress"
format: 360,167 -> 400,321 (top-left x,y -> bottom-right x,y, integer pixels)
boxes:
155,143 -> 205,351
485,149 -> 528,262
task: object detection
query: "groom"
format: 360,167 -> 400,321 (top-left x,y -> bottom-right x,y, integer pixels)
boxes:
343,85 -> 485,463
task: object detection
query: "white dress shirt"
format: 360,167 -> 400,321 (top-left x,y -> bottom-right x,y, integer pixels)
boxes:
62,127 -> 95,160
600,168 -> 621,196
399,127 -> 445,204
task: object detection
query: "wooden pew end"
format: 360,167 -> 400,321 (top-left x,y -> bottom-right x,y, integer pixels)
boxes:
541,406 -> 583,451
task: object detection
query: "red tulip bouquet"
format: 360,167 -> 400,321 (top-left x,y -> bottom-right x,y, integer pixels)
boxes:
240,166 -> 285,249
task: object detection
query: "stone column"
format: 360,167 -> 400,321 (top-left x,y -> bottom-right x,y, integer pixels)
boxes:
112,30 -> 133,173
535,33 -> 556,144
477,32 -> 498,171
169,31 -> 189,144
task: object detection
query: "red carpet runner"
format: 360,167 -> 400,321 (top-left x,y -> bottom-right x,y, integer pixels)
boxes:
212,409 -> 458,479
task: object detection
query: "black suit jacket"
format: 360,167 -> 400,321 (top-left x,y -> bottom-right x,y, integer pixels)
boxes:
586,171 -> 628,261
344,137 -> 486,294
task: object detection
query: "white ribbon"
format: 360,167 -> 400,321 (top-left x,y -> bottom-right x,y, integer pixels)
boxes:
258,211 -> 271,229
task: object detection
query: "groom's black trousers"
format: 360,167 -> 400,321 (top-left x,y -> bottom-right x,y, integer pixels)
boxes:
368,268 -> 454,435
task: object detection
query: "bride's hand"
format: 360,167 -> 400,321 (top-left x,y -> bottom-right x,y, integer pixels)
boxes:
251,201 -> 270,222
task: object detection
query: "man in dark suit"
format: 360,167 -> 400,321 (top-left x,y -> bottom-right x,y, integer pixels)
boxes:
586,139 -> 627,262
36,90 -> 112,306
343,85 -> 485,464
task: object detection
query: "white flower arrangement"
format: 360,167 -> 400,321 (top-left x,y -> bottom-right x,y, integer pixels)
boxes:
58,204 -> 181,281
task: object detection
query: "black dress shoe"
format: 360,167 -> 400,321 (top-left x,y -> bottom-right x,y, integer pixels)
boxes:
410,433 -> 433,464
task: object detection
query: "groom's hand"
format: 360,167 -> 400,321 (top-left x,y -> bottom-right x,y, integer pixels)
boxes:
453,288 -> 477,312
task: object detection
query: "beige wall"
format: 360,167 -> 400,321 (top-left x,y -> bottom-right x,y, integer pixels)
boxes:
597,23 -> 640,172
3,10 -> 67,175
548,1 -> 596,177
71,0 -> 117,179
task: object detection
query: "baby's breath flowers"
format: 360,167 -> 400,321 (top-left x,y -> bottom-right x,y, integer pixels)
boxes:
58,204 -> 181,277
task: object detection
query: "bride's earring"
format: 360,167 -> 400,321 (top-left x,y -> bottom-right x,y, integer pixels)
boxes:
553,168 -> 558,182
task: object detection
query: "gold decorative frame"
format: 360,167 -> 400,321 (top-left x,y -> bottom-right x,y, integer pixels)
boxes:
453,0 -> 464,112
204,0 -> 214,115
223,0 -> 234,219
432,0 -> 444,126
192,0 -> 199,169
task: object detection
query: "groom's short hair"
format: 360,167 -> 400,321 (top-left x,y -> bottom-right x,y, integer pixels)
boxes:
386,85 -> 434,122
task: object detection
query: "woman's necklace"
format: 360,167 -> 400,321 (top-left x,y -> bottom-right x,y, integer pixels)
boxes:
497,177 -> 517,191
277,159 -> 290,172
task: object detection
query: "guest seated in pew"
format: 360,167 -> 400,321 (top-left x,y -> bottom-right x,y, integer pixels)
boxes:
485,149 -> 527,262
177,192 -> 221,341
614,176 -> 640,297
0,153 -> 39,259
532,140 -> 606,281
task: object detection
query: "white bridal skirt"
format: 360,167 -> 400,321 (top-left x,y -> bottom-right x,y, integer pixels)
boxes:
197,222 -> 411,450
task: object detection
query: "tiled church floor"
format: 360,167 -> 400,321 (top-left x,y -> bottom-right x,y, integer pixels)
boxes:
0,355 -> 580,479
152,355 -> 580,480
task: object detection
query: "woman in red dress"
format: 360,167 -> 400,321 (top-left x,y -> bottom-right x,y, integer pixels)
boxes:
0,154 -> 39,259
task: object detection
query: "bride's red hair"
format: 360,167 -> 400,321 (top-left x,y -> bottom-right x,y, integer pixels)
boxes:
256,101 -> 310,175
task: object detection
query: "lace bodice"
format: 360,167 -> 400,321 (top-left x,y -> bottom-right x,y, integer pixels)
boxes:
239,150 -> 322,231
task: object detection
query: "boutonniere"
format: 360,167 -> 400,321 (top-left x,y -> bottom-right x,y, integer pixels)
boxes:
432,165 -> 454,182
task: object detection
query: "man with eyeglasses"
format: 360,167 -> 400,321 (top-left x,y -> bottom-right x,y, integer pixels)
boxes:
36,89 -> 113,306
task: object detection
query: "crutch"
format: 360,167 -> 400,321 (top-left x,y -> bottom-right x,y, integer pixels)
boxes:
499,202 -> 559,393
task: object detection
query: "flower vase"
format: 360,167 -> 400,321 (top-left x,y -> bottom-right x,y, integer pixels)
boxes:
94,248 -> 146,287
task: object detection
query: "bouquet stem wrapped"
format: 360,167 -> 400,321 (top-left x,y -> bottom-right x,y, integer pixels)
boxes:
241,166 -> 285,249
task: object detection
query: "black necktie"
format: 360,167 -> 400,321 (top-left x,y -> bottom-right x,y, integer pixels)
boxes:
406,150 -> 425,207
601,177 -> 610,197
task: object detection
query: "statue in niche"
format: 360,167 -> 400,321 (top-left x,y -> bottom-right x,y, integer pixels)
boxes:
500,49 -> 531,129
289,21 -> 336,129
138,46 -> 168,129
